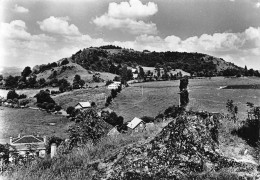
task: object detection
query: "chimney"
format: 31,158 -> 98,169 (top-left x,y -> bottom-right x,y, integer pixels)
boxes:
43,136 -> 46,144
50,143 -> 57,159
10,137 -> 13,144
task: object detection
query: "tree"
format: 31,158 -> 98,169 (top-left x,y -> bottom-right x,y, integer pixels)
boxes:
139,66 -> 145,79
179,77 -> 189,108
226,99 -> 238,122
120,66 -> 128,85
61,59 -> 69,66
111,89 -> 117,98
5,75 -> 19,88
38,78 -> 46,87
21,66 -> 32,77
35,90 -> 55,104
66,106 -> 75,116
27,75 -> 37,88
68,108 -> 108,147
7,90 -> 19,100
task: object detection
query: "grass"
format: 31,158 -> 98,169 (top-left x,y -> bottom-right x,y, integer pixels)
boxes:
52,86 -> 111,110
0,107 -> 71,142
3,120 -> 168,180
110,77 -> 260,122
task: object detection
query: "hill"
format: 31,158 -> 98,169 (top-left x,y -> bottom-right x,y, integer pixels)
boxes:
68,46 -> 242,77
34,62 -> 117,84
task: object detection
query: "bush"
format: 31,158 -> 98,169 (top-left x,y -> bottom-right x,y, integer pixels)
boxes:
66,106 -> 75,116
19,98 -> 30,106
7,90 -> 19,100
55,105 -> 62,111
46,103 -> 55,111
105,80 -> 113,86
141,116 -> 155,123
61,59 -> 69,66
18,94 -> 27,99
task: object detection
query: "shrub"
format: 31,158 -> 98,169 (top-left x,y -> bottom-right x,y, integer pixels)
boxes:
46,103 -> 55,111
141,116 -> 155,123
61,59 -> 69,66
18,94 -> 27,99
55,105 -> 62,111
19,98 -> 30,106
7,90 -> 19,100
105,80 -> 113,86
68,108 -> 108,147
66,106 -> 75,116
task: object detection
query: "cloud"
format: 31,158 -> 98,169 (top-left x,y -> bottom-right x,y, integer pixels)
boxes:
93,15 -> 157,35
13,4 -> 29,13
107,0 -> 158,19
256,2 -> 260,8
37,16 -> 81,36
93,0 -> 158,34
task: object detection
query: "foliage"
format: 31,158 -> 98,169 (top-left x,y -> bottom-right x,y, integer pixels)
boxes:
66,106 -> 75,116
68,108 -> 108,147
179,77 -> 189,108
5,75 -> 19,89
35,90 -> 55,104
164,105 -> 184,118
140,116 -> 155,123
226,99 -> 238,122
61,59 -> 69,66
21,66 -> 32,77
101,111 -> 124,126
7,90 -> 19,100
72,74 -> 85,89
46,136 -> 64,154
100,45 -> 122,49
92,73 -> 102,82
105,80 -> 113,86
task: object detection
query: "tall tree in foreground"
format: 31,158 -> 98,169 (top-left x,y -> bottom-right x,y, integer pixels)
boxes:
179,76 -> 189,108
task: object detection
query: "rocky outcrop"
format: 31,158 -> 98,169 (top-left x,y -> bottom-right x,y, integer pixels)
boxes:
95,113 -> 257,179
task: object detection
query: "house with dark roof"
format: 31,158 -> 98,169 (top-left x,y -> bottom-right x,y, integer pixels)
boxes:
9,134 -> 47,162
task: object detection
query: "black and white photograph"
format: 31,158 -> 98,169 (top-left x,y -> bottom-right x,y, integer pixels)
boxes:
1,0 -> 260,179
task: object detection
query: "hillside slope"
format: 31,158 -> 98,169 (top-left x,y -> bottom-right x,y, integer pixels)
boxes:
35,62 -> 117,83
69,46 -> 241,76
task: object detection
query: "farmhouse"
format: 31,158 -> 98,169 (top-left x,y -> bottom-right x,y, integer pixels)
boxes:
9,135 -> 47,161
127,117 -> 145,132
75,102 -> 91,109
108,83 -> 119,90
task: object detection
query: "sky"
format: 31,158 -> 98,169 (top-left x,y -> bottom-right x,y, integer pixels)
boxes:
1,0 -> 260,70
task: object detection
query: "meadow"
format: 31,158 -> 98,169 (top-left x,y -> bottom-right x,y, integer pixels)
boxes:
111,77 -> 260,122
0,107 -> 71,144
1,76 -> 260,143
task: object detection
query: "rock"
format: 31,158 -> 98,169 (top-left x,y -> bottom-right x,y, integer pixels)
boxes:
96,112 -> 257,179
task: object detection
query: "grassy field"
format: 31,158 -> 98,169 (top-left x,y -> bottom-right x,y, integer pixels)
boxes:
0,107 -> 71,143
53,85 -> 111,110
110,77 -> 260,122
1,76 -> 260,143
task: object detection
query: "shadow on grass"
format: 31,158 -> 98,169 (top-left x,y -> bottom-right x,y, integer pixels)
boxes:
231,119 -> 259,147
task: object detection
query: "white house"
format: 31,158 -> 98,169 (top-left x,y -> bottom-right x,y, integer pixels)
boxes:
75,102 -> 91,109
108,83 -> 118,90
127,117 -> 145,132
9,135 -> 47,161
